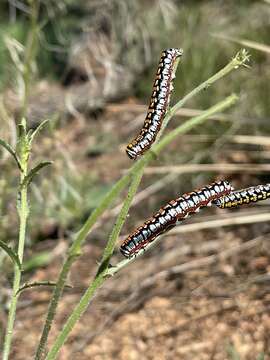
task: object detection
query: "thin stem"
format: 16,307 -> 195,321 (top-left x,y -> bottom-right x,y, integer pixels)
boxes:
46,275 -> 106,360
98,167 -> 144,272
45,169 -> 145,360
34,173 -> 131,359
3,3 -> 40,356
3,160 -> 29,360
154,94 -> 238,156
45,94 -> 238,360
36,49 -> 248,358
159,49 -> 249,136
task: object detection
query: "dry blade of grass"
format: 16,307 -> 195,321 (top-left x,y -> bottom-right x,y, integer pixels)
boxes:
231,135 -> 270,146
213,34 -> 270,55
109,103 -> 233,123
166,212 -> 270,235
160,134 -> 270,146
110,103 -> 268,129
143,163 -> 270,175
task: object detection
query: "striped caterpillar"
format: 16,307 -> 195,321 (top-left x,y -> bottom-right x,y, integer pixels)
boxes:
120,180 -> 233,258
126,48 -> 183,160
213,183 -> 270,209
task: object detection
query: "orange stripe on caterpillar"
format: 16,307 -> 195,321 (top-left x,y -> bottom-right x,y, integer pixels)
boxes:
126,48 -> 183,160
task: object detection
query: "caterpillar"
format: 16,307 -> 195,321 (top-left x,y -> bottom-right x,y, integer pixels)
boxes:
120,180 -> 233,258
126,48 -> 183,160
213,183 -> 270,209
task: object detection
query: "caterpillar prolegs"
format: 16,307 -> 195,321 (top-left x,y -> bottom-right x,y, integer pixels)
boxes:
126,48 -> 183,160
120,180 -> 233,258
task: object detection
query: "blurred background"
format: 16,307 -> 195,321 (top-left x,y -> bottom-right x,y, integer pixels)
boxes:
0,0 -> 270,359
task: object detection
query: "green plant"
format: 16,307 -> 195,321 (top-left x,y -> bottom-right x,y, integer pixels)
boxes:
32,50 -> 249,359
1,1 -> 52,359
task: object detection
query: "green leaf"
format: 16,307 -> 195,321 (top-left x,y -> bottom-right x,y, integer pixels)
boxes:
28,118 -> 49,144
16,281 -> 72,295
0,240 -> 22,269
23,251 -> 52,272
20,161 -> 53,189
257,354 -> 265,360
0,138 -> 22,170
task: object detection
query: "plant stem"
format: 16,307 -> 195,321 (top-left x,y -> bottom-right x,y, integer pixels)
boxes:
44,94 -> 238,360
45,169 -> 144,360
36,49 -> 248,358
98,168 -> 144,272
160,49 -> 249,135
3,155 -> 29,360
3,2 -> 40,356
34,173 -> 131,359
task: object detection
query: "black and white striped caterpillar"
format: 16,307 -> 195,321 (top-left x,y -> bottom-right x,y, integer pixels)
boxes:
213,183 -> 270,209
120,180 -> 233,258
126,48 -> 183,160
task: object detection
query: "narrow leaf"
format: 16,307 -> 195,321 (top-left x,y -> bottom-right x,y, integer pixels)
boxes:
23,251 -> 52,272
21,161 -> 53,188
16,281 -> 72,295
29,118 -> 49,144
0,240 -> 21,269
213,33 -> 270,55
0,138 -> 22,170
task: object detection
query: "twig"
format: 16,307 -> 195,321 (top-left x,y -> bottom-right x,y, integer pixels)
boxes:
230,135 -> 270,146
108,103 -> 267,126
166,212 -> 270,235
143,163 -> 270,175
213,33 -> 270,55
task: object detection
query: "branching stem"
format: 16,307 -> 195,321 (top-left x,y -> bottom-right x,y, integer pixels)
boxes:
36,49 -> 249,359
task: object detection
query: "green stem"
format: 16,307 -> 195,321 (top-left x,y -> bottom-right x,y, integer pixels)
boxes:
98,167 -> 144,272
45,169 -> 144,360
154,94 -> 238,155
45,94 -> 238,360
159,49 -> 249,135
34,173 -> 131,359
46,275 -> 106,360
36,49 -> 249,358
2,3 -> 40,356
3,167 -> 29,360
